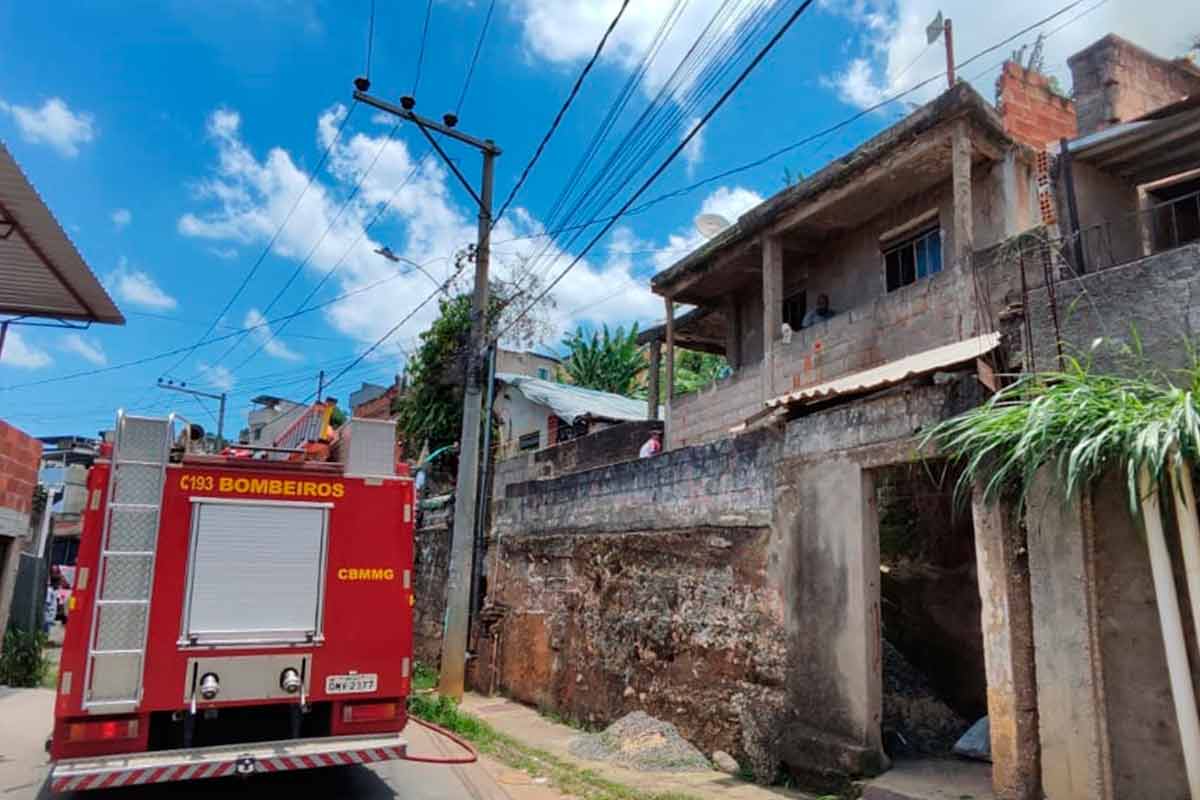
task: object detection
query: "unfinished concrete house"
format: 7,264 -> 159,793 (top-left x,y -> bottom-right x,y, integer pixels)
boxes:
461,34 -> 1200,800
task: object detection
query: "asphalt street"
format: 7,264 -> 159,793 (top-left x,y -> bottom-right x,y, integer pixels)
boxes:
0,688 -> 562,800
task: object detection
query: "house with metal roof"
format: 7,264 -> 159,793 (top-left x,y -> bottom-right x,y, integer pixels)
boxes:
493,372 -> 650,458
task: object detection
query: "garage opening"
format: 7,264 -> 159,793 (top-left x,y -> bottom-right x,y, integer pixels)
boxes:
871,461 -> 989,776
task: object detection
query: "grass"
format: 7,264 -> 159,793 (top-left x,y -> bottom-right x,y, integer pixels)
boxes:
924,342 -> 1200,515
407,691 -> 698,800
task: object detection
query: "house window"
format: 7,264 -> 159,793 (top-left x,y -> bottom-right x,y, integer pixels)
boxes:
884,227 -> 942,292
537,367 -> 550,380
518,431 -> 540,451
782,289 -> 807,330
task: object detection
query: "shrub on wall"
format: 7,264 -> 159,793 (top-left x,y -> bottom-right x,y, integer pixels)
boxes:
0,627 -> 48,687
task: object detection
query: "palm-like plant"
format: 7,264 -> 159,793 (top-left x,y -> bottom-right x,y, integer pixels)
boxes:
559,323 -> 643,397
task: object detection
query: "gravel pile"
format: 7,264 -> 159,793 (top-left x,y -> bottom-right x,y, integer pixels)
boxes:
568,711 -> 712,772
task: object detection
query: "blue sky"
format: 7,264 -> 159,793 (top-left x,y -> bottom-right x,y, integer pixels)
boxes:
2,0 -> 1194,437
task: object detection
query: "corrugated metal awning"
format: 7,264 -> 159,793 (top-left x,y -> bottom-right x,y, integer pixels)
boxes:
765,332 -> 1000,409
496,372 -> 651,425
0,141 -> 124,324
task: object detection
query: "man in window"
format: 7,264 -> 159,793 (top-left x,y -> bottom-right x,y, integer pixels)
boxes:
802,293 -> 835,328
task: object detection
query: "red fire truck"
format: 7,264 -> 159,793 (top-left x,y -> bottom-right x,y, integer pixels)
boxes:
47,409 -> 420,791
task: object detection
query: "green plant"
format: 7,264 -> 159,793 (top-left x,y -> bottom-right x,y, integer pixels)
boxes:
0,627 -> 48,688
406,692 -> 697,800
924,344 -> 1200,514
559,323 -> 644,396
412,661 -> 438,692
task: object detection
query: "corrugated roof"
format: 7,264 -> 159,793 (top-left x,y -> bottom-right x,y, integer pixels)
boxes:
496,372 -> 649,425
765,333 -> 1001,409
1068,99 -> 1200,186
0,141 -> 124,324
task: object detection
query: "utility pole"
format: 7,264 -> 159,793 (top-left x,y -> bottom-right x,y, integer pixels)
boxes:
317,369 -> 325,401
155,379 -> 227,447
353,80 -> 500,700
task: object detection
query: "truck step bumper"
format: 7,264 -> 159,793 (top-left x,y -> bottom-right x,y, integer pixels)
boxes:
49,733 -> 407,792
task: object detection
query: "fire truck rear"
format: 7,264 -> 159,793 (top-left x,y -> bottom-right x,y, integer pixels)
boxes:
47,409 -> 414,792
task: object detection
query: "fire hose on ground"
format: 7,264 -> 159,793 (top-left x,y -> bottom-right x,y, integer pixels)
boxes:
398,715 -> 479,765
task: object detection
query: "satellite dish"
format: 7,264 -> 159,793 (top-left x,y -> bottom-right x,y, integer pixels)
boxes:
694,213 -> 731,239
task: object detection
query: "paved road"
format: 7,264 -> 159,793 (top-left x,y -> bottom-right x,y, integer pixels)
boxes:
0,689 -> 562,800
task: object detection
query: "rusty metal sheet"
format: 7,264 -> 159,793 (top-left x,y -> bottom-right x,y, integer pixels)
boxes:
765,332 -> 1001,409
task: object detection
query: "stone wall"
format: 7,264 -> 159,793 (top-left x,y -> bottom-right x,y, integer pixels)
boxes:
483,381 -> 971,784
412,498 -> 453,667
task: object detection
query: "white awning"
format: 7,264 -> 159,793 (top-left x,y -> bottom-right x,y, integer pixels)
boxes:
765,332 -> 1001,409
0,141 -> 124,324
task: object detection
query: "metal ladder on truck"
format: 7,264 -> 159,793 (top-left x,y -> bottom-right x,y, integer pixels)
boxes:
82,412 -> 173,713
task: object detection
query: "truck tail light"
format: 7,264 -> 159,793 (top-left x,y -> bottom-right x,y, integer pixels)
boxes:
65,718 -> 139,742
342,702 -> 399,724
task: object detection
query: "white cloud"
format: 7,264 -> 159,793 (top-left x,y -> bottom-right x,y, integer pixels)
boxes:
651,185 -> 764,274
681,117 -> 705,178
197,363 -> 235,393
177,103 -> 743,372
819,0 -> 1200,111
111,208 -> 132,229
243,308 -> 302,362
0,329 -> 52,369
107,258 -> 178,311
512,0 -> 779,97
60,333 -> 107,365
0,97 -> 96,157
209,247 -> 239,261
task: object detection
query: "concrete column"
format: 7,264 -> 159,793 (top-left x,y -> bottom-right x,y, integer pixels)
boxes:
646,338 -> 661,421
761,235 -> 783,402
724,294 -> 741,371
952,119 -> 975,269
664,297 -> 675,447
1024,468 -> 1112,800
972,490 -> 1042,800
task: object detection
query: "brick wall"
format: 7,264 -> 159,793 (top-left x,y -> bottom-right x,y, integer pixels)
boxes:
1026,241 -> 1200,375
670,258 -> 994,450
492,420 -> 664,498
1069,34 -> 1200,135
352,388 -> 397,420
996,61 -> 1078,149
495,428 -> 776,535
0,421 -> 43,538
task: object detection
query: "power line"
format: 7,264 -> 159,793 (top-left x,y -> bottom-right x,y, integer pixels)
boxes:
494,0 -> 818,343
1,267 -> 414,393
489,0 -> 1097,257
226,149 -> 434,374
456,0 -> 497,115
412,0 -> 435,96
200,122 -> 404,374
156,101 -> 359,382
491,0 -> 632,229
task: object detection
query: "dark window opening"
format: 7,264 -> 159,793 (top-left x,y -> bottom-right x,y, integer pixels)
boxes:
884,227 -> 942,292
1147,178 -> 1200,254
518,431 -> 540,451
782,290 -> 807,330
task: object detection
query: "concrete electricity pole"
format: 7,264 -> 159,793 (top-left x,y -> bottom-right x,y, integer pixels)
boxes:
353,81 -> 500,700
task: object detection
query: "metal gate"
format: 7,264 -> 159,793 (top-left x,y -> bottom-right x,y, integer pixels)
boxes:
83,413 -> 172,712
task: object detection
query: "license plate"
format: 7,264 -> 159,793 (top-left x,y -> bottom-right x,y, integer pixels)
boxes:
325,673 -> 378,694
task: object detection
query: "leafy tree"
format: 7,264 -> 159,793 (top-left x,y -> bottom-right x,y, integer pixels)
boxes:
393,248 -> 556,455
559,323 -> 644,396
636,348 -> 730,402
